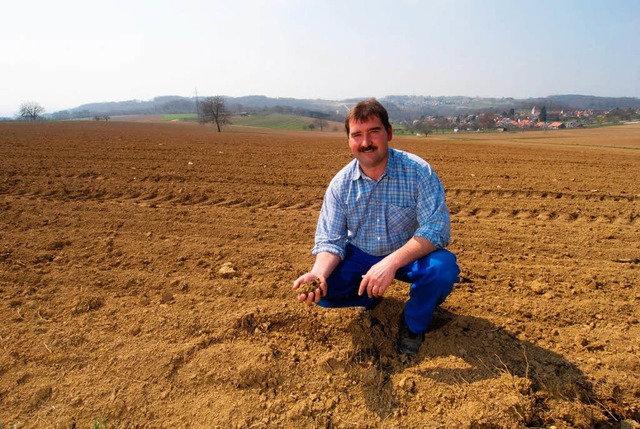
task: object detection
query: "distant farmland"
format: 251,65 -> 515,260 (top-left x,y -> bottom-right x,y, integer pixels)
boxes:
231,113 -> 321,130
161,112 -> 342,132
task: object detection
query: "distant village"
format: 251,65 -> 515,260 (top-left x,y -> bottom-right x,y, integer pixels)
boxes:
398,105 -> 640,135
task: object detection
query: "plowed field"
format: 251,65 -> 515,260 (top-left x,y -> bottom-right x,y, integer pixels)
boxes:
1,121 -> 639,428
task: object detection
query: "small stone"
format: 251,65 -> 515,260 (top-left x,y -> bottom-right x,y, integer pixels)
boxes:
529,280 -> 546,295
32,386 -> 52,407
325,398 -> 337,410
160,291 -> 174,303
399,377 -> 408,388
218,263 -> 237,278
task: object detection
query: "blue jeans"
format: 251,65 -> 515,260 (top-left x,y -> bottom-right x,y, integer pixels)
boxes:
317,244 -> 460,334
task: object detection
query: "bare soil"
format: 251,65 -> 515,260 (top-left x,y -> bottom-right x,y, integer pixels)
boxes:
1,121 -> 639,428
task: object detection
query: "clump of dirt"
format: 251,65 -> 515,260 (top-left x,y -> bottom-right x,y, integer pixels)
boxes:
72,296 -> 105,314
294,279 -> 322,295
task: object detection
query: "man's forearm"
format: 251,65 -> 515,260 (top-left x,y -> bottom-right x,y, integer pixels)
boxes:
312,251 -> 342,279
385,236 -> 437,271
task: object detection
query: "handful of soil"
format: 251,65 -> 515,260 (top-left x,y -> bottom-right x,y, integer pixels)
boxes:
295,279 -> 322,295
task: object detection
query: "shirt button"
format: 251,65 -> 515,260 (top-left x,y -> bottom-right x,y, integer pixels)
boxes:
377,237 -> 381,240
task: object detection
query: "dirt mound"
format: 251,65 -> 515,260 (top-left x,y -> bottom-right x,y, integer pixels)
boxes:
1,121 -> 638,428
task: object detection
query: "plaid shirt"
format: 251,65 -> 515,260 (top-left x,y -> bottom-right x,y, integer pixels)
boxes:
312,148 -> 451,259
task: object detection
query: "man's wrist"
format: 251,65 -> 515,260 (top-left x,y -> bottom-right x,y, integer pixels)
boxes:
383,252 -> 402,272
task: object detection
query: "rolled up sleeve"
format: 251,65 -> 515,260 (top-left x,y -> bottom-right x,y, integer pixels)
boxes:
413,168 -> 451,249
312,182 -> 348,259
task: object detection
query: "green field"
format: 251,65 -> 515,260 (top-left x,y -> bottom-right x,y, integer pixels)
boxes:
162,113 -> 198,121
231,113 -> 315,130
160,112 -> 341,131
162,112 -> 315,130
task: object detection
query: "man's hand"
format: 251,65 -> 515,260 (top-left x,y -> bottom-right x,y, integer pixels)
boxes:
293,273 -> 327,306
359,236 -> 437,298
358,258 -> 396,298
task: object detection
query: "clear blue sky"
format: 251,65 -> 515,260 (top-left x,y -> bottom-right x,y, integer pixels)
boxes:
2,0 -> 639,117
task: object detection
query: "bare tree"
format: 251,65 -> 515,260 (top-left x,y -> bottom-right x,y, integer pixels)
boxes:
416,120 -> 433,136
19,102 -> 45,121
477,112 -> 496,130
199,96 -> 231,132
313,118 -> 328,131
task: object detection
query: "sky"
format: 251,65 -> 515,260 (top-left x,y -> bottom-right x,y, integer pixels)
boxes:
1,0 -> 639,117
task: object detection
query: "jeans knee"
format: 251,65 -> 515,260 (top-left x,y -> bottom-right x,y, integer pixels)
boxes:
432,251 -> 460,285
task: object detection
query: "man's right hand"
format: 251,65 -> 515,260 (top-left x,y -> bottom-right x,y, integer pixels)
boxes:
292,273 -> 327,306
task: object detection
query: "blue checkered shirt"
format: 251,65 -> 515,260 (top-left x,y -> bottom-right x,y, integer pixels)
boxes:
312,148 -> 451,259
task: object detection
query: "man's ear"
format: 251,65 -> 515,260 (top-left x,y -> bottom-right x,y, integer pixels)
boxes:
387,126 -> 393,141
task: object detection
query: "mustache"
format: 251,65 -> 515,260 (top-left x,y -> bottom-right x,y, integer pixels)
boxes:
359,144 -> 376,152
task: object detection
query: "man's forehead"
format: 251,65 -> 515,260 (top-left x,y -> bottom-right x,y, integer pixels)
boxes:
349,115 -> 384,129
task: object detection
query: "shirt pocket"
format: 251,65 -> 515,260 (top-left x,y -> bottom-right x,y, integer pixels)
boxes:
387,204 -> 417,233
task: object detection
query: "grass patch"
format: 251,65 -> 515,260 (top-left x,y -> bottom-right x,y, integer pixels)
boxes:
231,113 -> 312,130
92,417 -> 107,429
163,113 -> 198,122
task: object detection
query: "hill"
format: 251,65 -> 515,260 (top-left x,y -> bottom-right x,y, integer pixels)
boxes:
49,94 -> 640,122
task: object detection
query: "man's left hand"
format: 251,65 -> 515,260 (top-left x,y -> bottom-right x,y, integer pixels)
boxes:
358,259 -> 396,298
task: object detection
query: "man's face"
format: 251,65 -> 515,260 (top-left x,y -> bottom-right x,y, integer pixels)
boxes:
348,115 -> 393,173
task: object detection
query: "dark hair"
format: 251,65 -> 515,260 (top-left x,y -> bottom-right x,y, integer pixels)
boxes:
344,98 -> 391,136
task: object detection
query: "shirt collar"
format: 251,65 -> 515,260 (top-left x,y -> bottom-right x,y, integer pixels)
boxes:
351,148 -> 396,182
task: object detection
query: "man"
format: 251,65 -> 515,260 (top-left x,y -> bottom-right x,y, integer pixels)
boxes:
293,98 -> 459,356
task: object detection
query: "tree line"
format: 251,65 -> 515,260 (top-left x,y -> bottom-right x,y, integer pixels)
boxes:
13,97 -> 640,133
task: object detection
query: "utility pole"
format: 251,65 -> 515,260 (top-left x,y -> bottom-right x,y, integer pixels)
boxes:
194,88 -> 200,119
